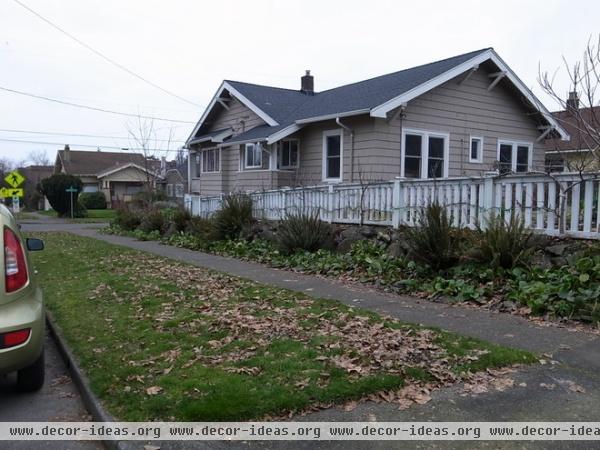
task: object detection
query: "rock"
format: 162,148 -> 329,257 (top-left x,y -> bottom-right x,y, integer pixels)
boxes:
546,244 -> 568,257
340,227 -> 363,240
531,253 -> 553,270
360,226 -> 377,238
337,238 -> 358,254
500,300 -> 517,311
377,231 -> 392,244
550,256 -> 568,267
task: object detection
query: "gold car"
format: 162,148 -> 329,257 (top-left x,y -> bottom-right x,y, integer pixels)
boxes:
0,205 -> 45,391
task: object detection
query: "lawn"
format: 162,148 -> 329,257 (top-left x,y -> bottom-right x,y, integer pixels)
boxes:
30,232 -> 536,421
38,208 -> 116,221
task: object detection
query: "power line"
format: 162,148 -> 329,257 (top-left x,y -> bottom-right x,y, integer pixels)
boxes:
12,0 -> 202,108
0,85 -> 196,124
0,128 -> 187,143
0,137 -> 183,154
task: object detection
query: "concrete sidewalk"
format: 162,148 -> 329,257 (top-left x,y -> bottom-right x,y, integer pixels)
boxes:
22,221 -> 600,449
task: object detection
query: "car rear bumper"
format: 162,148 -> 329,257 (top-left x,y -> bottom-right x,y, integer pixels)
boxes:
0,287 -> 44,374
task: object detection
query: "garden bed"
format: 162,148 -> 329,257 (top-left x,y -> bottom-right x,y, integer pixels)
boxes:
30,232 -> 534,421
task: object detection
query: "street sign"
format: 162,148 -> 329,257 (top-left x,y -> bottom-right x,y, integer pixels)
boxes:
65,187 -> 79,193
5,170 -> 25,189
65,186 -> 79,219
11,196 -> 20,213
0,187 -> 23,198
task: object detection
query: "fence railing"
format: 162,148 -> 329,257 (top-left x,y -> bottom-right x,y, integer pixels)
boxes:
185,172 -> 600,239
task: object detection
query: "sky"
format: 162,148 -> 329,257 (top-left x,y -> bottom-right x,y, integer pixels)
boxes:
0,0 -> 598,166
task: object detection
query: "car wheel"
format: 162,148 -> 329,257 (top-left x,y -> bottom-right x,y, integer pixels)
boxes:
17,350 -> 45,392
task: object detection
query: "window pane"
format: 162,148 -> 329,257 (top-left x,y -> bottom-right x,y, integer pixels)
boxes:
290,144 -> 298,166
428,160 -> 443,178
428,137 -> 444,158
516,146 -> 529,172
405,134 -> 422,156
327,135 -> 341,157
281,146 -> 290,167
327,157 -> 340,179
246,145 -> 254,167
471,139 -> 480,160
499,144 -> 512,174
404,157 -> 421,178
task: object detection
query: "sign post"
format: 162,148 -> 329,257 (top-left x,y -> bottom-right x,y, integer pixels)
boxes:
3,170 -> 26,214
65,186 -> 79,219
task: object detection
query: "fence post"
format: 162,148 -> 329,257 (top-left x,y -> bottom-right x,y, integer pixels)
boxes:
391,178 -> 403,229
327,184 -> 334,223
481,171 -> 497,229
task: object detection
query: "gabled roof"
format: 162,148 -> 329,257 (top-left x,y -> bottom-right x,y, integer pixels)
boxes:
187,48 -> 569,146
56,149 -> 160,177
96,161 -> 159,179
547,106 -> 600,152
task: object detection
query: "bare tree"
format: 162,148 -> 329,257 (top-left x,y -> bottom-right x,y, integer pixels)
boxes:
25,150 -> 51,166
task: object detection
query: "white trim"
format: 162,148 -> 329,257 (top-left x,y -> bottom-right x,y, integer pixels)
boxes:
96,162 -> 155,179
266,124 -> 302,144
469,135 -> 484,164
322,129 -> 343,182
546,148 -> 592,155
400,128 -> 450,179
244,143 -> 263,169
278,139 -> 300,170
497,139 -> 534,173
296,108 -> 370,125
188,128 -> 233,145
370,49 -> 569,141
185,81 -> 278,146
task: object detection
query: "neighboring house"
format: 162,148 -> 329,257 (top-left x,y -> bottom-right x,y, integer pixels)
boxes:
19,165 -> 54,210
54,145 -> 162,207
185,48 -> 568,197
157,157 -> 187,204
546,92 -> 600,172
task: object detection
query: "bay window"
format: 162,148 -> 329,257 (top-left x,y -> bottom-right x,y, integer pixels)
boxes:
201,148 -> 220,173
278,139 -> 299,169
401,129 -> 449,179
244,143 -> 263,169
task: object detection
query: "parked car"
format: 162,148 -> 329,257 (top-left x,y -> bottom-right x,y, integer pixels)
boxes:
0,205 -> 45,391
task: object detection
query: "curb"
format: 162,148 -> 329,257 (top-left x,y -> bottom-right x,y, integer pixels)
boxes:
46,310 -> 125,450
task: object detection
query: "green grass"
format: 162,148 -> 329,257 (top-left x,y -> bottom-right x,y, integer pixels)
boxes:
30,232 -> 536,421
37,208 -> 115,222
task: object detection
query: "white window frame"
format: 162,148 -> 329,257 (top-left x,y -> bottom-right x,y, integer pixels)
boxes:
175,184 -> 185,198
496,140 -> 533,173
322,129 -> 343,182
469,135 -> 484,163
244,143 -> 263,169
201,147 -> 220,173
278,139 -> 300,170
400,128 -> 450,179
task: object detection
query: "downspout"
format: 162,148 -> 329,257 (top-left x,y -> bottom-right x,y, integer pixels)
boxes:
336,117 -> 354,182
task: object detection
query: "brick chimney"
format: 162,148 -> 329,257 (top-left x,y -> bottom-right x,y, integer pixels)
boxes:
63,144 -> 70,162
301,70 -> 314,95
566,91 -> 579,112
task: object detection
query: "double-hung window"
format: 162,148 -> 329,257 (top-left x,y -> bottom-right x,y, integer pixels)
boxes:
323,130 -> 342,181
278,140 -> 299,169
201,148 -> 220,173
497,140 -> 532,174
245,143 -> 262,169
402,129 -> 449,179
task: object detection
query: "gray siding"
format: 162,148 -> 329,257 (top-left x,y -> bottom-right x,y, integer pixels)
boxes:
206,97 -> 265,134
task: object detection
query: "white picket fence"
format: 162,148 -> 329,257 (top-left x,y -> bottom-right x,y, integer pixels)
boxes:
185,172 -> 600,239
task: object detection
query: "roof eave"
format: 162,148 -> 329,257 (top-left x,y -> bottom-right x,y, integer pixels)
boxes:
369,49 -> 570,141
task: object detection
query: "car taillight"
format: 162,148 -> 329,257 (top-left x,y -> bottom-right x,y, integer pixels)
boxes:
4,227 -> 28,293
1,328 -> 31,348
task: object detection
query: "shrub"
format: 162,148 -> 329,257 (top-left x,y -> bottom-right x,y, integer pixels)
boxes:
404,203 -> 458,270
185,216 -> 215,238
73,201 -> 88,218
38,174 -> 83,217
474,213 -> 533,269
113,207 -> 142,231
79,191 -> 107,209
213,193 -> 254,240
139,209 -> 166,234
276,213 -> 332,254
170,208 -> 191,232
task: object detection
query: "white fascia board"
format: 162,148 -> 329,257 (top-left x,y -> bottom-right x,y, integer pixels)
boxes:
295,109 -> 370,124
217,137 -> 268,148
188,128 -> 234,146
97,162 -> 152,178
185,81 -> 279,147
370,49 -> 570,141
266,124 -> 302,144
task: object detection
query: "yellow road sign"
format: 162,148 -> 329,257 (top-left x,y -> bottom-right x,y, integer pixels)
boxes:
0,187 -> 23,198
5,170 -> 25,188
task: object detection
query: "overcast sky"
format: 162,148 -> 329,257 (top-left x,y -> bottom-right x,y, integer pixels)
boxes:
1,0 -> 598,166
